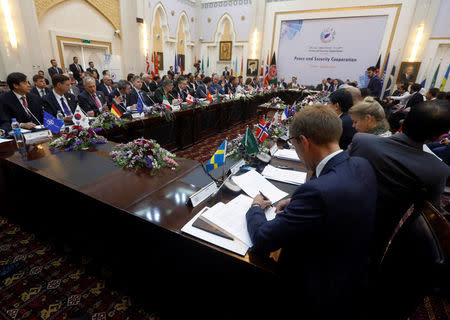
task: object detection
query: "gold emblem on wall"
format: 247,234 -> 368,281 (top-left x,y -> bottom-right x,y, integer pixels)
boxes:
171,10 -> 175,16
241,15 -> 245,21
208,18 -> 211,23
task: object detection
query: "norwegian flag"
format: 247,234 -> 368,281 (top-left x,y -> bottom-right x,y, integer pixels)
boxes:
186,92 -> 194,103
255,118 -> 269,143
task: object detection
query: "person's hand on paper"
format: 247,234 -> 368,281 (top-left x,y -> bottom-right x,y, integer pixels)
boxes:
252,194 -> 272,210
275,198 -> 291,213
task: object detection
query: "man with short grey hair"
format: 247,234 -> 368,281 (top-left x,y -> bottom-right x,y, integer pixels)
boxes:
141,73 -> 152,93
78,77 -> 108,116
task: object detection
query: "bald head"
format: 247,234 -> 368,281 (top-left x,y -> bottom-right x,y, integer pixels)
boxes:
345,86 -> 363,105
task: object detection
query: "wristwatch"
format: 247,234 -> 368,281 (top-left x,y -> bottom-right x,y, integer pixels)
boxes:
252,204 -> 261,208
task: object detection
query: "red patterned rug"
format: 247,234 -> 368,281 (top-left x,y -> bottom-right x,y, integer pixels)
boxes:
0,218 -> 159,320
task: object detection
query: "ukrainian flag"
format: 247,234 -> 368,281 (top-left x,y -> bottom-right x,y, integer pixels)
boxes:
439,64 -> 450,92
205,140 -> 227,172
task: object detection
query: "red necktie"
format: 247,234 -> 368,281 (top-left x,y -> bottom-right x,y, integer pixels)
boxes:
92,94 -> 102,110
20,96 -> 32,117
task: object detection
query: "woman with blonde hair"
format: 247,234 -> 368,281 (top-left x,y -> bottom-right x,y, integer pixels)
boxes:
349,96 -> 391,136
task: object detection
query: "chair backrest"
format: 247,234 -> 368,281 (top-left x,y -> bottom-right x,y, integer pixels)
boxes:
373,201 -> 449,320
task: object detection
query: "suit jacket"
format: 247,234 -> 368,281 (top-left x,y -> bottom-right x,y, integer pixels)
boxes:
172,86 -> 187,102
141,81 -> 152,93
195,83 -> 208,98
129,88 -> 154,106
0,91 -> 44,131
48,66 -> 63,78
316,83 -> 328,91
278,81 -> 287,89
339,112 -> 356,150
149,80 -> 159,92
405,92 -> 424,110
42,91 -> 77,117
186,82 -> 196,96
246,152 -> 377,319
348,132 -> 450,260
208,83 -> 224,95
77,90 -> 107,116
109,89 -> 133,113
167,70 -> 175,78
69,85 -> 80,99
86,67 -> 99,76
367,75 -> 382,98
98,83 -> 114,101
69,63 -> 84,80
31,86 -> 50,98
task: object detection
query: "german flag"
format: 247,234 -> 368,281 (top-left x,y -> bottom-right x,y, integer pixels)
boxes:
111,103 -> 122,118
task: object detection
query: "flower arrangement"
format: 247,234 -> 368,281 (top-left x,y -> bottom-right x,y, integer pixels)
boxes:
90,111 -> 128,130
259,97 -> 288,110
110,138 -> 179,172
49,125 -> 107,151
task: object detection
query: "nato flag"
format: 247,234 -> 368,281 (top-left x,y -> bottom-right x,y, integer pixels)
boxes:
43,110 -> 64,134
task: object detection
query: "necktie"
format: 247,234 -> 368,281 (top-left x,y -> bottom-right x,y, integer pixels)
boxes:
76,64 -> 81,72
20,96 -> 32,118
92,94 -> 102,110
107,86 -> 111,94
60,97 -> 71,116
138,91 -> 146,106
41,89 -> 45,97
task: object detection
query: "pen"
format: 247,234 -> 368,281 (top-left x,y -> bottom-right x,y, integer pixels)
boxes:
259,191 -> 273,207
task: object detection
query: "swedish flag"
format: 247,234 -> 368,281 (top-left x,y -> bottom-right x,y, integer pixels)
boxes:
205,140 -> 227,172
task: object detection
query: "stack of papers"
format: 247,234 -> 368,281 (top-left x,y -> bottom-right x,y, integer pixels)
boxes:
231,170 -> 288,203
273,149 -> 301,162
181,194 -> 278,256
0,138 -> 13,144
261,164 -> 307,185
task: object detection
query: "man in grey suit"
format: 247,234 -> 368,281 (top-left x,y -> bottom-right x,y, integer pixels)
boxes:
348,99 -> 450,263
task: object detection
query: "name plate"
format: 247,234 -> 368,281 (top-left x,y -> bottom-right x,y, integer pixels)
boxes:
269,144 -> 279,156
229,158 -> 246,175
23,130 -> 51,144
172,105 -> 181,112
188,181 -> 218,207
131,113 -> 143,119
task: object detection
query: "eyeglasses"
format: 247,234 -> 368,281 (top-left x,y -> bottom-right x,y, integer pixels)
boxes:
286,136 -> 296,143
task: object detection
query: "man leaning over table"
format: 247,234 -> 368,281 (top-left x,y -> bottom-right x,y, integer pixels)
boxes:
246,104 -> 377,320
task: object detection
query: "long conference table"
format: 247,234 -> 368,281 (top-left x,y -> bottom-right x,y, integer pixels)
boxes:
0,90 -> 308,319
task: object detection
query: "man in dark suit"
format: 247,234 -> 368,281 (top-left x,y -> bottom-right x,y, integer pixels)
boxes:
316,79 -> 329,91
222,66 -> 230,76
171,77 -> 188,102
42,74 -> 77,121
195,77 -> 211,99
149,75 -> 160,92
110,80 -> 134,113
208,75 -> 225,95
278,77 -> 287,89
69,56 -> 84,81
69,77 -> 80,99
77,77 -> 108,116
0,72 -> 44,132
167,66 -> 175,79
98,75 -> 114,103
85,61 -> 99,77
141,73 -> 152,93
405,83 -> 424,110
48,59 -> 63,78
31,74 -> 50,98
328,89 -> 356,150
349,99 -> 450,258
154,79 -> 174,104
186,74 -> 197,96
247,105 -> 377,319
128,75 -> 155,108
366,66 -> 382,99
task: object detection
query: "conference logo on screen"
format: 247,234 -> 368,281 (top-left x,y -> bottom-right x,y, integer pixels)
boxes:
320,27 -> 335,43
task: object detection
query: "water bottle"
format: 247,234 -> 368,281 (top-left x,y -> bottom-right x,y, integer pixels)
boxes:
57,111 -> 65,133
11,118 -> 23,144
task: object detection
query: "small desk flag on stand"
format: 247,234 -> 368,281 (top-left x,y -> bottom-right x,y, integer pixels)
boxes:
162,96 -> 172,110
206,91 -> 213,102
255,118 -> 269,143
205,140 -> 227,172
43,110 -> 64,134
186,92 -> 194,103
111,103 -> 122,118
241,127 -> 259,154
281,105 -> 294,121
73,105 -> 89,128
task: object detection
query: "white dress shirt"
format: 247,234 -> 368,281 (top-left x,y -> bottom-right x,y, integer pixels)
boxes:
53,90 -> 71,116
13,91 -> 31,117
390,91 -> 411,107
316,150 -> 343,177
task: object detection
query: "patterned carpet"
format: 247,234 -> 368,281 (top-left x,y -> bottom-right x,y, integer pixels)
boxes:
175,118 -> 260,163
0,217 -> 159,320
